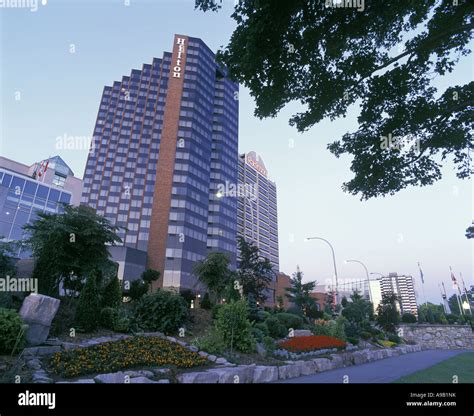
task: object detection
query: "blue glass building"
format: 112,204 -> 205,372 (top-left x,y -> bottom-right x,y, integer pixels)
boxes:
81,35 -> 239,292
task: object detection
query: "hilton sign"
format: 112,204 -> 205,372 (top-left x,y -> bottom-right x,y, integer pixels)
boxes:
246,152 -> 268,177
172,37 -> 186,78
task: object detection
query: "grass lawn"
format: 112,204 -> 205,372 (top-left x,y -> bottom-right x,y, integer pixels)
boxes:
394,353 -> 474,383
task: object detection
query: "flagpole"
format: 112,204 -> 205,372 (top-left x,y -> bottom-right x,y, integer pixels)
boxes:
450,266 -> 464,316
417,262 -> 427,307
441,282 -> 451,314
460,272 -> 472,315
438,284 -> 447,314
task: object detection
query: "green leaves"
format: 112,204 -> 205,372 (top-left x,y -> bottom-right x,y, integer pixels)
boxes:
199,0 -> 474,198
23,205 -> 123,296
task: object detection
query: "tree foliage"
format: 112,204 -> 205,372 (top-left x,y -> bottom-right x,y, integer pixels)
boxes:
193,252 -> 233,303
75,270 -> 101,333
236,237 -> 274,303
196,0 -> 474,199
376,293 -> 401,334
285,265 -> 317,317
23,205 -> 122,297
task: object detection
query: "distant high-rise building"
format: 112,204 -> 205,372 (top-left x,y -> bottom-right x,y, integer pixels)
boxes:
380,273 -> 418,317
81,35 -> 239,292
0,155 -> 83,258
236,152 -> 279,272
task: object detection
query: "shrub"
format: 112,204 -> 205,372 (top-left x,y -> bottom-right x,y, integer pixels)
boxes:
275,312 -> 304,330
401,313 -> 417,323
133,289 -> 188,334
251,327 -> 266,342
141,269 -> 161,287
192,328 -> 225,355
360,331 -> 372,340
50,297 -> 77,337
49,336 -> 208,378
101,277 -> 122,308
254,322 -> 269,336
387,334 -> 401,344
330,316 -> 347,341
312,324 -> 330,336
128,279 -> 149,301
113,311 -> 132,333
256,310 -> 271,322
347,336 -> 359,345
0,308 -> 26,354
262,336 -> 276,355
100,307 -> 118,330
278,335 -> 346,353
378,340 -> 397,348
215,299 -> 256,353
75,273 -> 100,332
265,316 -> 287,339
200,293 -> 212,310
211,303 -> 223,319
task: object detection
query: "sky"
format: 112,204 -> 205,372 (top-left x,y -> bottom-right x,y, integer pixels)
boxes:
0,0 -> 472,304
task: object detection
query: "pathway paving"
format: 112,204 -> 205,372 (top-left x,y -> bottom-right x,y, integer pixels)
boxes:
277,349 -> 474,383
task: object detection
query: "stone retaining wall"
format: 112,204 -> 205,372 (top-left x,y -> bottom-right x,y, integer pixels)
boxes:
400,324 -> 474,349
176,344 -> 423,383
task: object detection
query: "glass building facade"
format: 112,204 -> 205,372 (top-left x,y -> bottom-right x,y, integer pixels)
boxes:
237,152 -> 279,272
0,167 -> 72,258
81,35 -> 239,292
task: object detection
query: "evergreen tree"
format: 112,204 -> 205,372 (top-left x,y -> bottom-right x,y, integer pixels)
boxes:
236,237 -> 274,303
75,270 -> 101,332
285,266 -> 317,317
376,293 -> 401,334
102,276 -> 122,308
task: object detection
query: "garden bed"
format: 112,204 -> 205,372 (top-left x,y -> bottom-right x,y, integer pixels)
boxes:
47,336 -> 209,378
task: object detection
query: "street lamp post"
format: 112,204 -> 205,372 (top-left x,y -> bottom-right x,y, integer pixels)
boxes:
345,259 -> 373,303
305,237 -> 339,305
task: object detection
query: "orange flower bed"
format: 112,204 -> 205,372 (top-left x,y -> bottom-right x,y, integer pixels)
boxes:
279,335 -> 346,353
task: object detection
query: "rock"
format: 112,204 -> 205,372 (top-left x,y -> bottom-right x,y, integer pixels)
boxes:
57,379 -> 95,384
26,359 -> 42,370
252,366 -> 278,383
329,354 -> 344,369
352,351 -> 368,365
214,357 -> 228,365
313,358 -> 333,372
124,370 -> 154,378
157,379 -> 170,383
299,360 -> 317,375
207,365 -> 255,383
293,329 -> 312,337
19,294 -> 60,346
152,368 -> 171,376
188,346 -> 199,352
278,364 -> 301,380
207,355 -> 217,362
177,371 -> 219,384
35,346 -> 61,356
94,371 -> 128,384
166,336 -> 177,343
129,377 -> 158,384
62,342 -> 81,351
198,351 -> 209,358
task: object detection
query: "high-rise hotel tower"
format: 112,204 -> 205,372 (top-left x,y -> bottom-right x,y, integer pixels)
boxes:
81,35 -> 239,292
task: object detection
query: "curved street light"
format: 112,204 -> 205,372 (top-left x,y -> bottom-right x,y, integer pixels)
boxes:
305,236 -> 339,305
344,259 -> 373,303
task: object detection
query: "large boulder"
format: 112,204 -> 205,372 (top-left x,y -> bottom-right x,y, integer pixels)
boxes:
19,294 -> 60,346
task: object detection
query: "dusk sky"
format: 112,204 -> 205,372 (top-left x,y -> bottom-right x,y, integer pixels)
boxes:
1,0 -> 472,304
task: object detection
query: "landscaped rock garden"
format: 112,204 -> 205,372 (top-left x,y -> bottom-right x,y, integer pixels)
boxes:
18,332 -> 233,384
